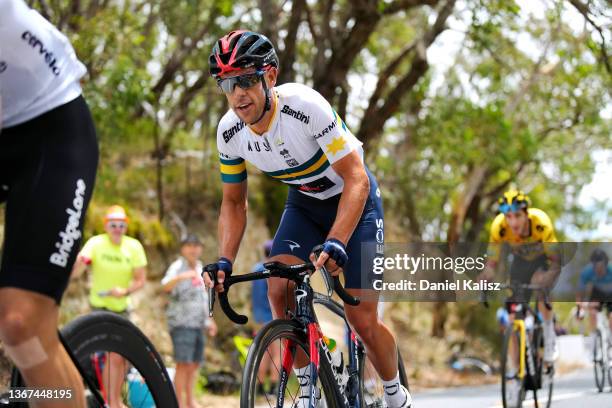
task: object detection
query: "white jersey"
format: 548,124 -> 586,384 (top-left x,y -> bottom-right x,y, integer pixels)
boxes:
0,0 -> 86,128
217,83 -> 363,200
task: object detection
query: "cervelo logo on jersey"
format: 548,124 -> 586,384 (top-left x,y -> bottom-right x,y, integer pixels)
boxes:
21,31 -> 61,76
49,179 -> 87,267
222,120 -> 245,143
280,104 -> 310,124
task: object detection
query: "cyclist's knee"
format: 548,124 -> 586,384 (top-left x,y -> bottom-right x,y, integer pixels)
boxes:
0,289 -> 57,346
0,308 -> 51,369
345,308 -> 378,344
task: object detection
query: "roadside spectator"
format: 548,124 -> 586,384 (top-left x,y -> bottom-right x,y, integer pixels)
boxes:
72,204 -> 147,408
251,240 -> 279,394
162,233 -> 217,408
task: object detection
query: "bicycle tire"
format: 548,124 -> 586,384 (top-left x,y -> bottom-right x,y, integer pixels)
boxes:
10,312 -> 177,408
241,319 -> 339,408
594,329 -> 606,392
533,327 -> 553,408
501,325 -> 526,408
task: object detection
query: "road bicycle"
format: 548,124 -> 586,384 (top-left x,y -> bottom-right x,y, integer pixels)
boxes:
1,311 -> 178,407
205,246 -> 409,408
489,283 -> 555,408
483,283 -> 555,408
591,308 -> 612,392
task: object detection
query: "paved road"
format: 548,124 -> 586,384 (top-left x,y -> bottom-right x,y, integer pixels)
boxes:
414,368 -> 612,408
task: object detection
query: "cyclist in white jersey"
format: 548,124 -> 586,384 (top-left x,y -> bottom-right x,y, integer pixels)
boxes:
0,1 -> 98,406
204,30 -> 411,408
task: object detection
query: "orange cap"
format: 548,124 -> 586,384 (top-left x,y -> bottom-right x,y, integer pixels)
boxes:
104,205 -> 129,222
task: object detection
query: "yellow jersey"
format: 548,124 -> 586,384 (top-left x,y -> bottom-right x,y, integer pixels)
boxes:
79,234 -> 147,312
488,208 -> 558,263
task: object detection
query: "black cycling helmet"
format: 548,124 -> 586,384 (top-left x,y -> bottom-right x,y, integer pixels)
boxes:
209,30 -> 279,125
209,30 -> 279,79
590,248 -> 609,265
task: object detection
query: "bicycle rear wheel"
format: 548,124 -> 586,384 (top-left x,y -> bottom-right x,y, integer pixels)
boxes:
594,329 -> 606,392
241,319 -> 339,408
501,326 -> 526,408
10,312 -> 177,408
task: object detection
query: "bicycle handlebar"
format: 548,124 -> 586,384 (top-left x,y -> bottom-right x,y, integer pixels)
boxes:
481,282 -> 552,310
204,245 -> 359,324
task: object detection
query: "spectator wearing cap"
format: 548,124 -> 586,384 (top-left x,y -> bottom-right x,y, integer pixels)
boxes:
162,233 -> 217,408
71,205 -> 147,408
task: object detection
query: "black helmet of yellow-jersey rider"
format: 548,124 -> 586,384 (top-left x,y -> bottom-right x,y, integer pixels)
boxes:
497,190 -> 531,214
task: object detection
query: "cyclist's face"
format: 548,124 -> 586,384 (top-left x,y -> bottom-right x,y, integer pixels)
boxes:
504,210 -> 529,237
594,261 -> 607,277
222,68 -> 277,125
181,243 -> 202,262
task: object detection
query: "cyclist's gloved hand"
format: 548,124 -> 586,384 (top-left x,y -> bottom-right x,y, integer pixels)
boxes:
203,257 -> 233,292
314,238 -> 348,273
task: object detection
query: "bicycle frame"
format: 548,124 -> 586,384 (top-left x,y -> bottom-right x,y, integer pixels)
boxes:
277,273 -> 359,408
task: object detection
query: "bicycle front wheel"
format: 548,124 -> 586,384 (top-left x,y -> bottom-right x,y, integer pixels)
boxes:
241,319 -> 339,408
594,329 -> 606,392
11,311 -> 177,408
501,325 -> 526,408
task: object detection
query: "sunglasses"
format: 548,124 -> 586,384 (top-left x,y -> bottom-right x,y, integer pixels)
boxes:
108,221 -> 127,230
216,70 -> 264,94
499,203 -> 521,214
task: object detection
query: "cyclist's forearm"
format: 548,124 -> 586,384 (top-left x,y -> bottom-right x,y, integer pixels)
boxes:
327,173 -> 369,244
218,199 -> 247,262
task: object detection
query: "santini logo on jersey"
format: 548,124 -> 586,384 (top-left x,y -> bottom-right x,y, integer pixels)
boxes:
280,105 -> 310,124
21,31 -> 61,76
314,120 -> 336,139
222,121 -> 245,143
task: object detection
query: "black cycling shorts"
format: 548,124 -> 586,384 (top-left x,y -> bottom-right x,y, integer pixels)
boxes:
506,254 -> 549,312
0,96 -> 98,303
591,287 -> 612,315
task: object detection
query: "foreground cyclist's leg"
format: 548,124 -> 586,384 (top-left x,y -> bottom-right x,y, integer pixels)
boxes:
0,288 -> 86,408
344,289 -> 411,408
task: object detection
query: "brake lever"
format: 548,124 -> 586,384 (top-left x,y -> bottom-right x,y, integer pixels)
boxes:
203,264 -> 218,317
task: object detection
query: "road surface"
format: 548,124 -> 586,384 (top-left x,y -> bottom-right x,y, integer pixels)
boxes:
414,368 -> 612,408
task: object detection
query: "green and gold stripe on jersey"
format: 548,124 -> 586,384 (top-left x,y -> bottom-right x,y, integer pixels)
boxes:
220,157 -> 247,183
262,148 -> 330,182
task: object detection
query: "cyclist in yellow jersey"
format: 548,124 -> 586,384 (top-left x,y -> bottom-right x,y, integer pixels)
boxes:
71,205 -> 147,408
481,191 -> 561,361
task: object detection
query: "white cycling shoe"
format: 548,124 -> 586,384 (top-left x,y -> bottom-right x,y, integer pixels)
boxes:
384,384 -> 412,408
505,379 -> 521,408
544,335 -> 559,363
